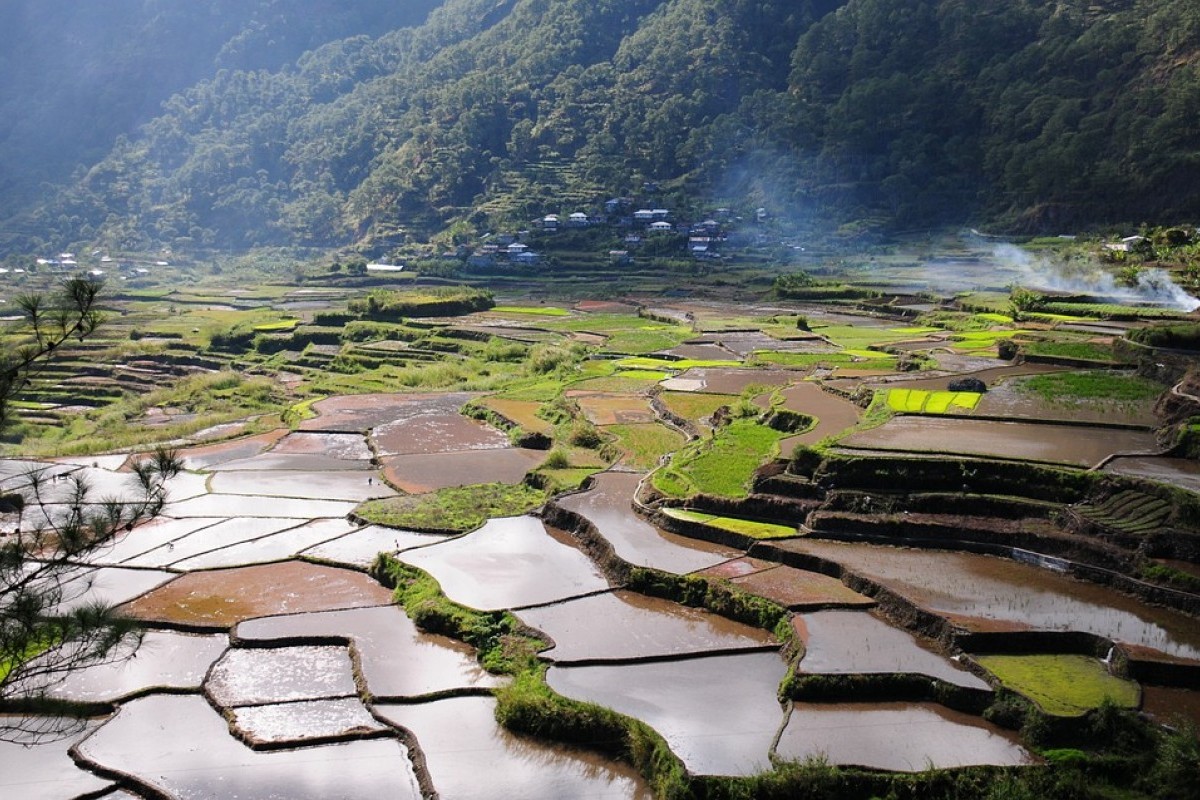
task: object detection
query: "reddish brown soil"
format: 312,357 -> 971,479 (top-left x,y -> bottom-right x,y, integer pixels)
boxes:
119,561 -> 393,628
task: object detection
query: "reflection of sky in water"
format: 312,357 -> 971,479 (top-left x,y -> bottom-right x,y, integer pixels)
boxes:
794,541 -> 1200,660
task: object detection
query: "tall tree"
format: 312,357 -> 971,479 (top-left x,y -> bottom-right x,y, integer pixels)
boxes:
0,278 -> 182,742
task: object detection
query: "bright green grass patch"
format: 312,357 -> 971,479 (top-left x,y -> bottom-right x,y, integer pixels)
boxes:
750,350 -> 896,371
812,325 -> 937,350
542,313 -> 692,354
604,423 -> 687,471
534,467 -> 603,493
1014,371 -> 1165,404
354,482 -> 545,533
616,369 -> 671,381
616,356 -> 742,371
491,305 -> 572,316
251,319 -> 299,332
661,508 -> 796,539
948,330 -> 1022,352
975,654 -> 1140,716
1022,340 -> 1124,363
653,418 -> 789,499
885,389 -> 981,414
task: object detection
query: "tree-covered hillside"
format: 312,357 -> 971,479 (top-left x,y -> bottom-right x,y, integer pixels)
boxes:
7,0 -> 1200,255
0,0 -> 440,227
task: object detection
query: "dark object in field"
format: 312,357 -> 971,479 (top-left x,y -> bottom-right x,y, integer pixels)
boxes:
948,377 -> 987,393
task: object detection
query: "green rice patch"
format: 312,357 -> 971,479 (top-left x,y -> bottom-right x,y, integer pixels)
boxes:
884,389 -> 981,414
661,508 -> 796,539
616,356 -> 742,371
976,654 -> 1140,716
251,319 -> 300,332
491,305 -> 572,316
653,418 -> 789,499
1014,371 -> 1164,404
604,423 -> 687,471
354,483 -> 545,533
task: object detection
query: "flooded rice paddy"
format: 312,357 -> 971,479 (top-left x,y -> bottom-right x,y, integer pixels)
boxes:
780,539 -> 1200,661
4,374 -> 1197,795
777,702 -> 1034,771
794,610 -> 990,688
398,516 -> 610,610
842,416 -> 1159,466
378,696 -> 654,800
518,589 -> 777,662
547,651 -> 789,776
556,470 -> 739,573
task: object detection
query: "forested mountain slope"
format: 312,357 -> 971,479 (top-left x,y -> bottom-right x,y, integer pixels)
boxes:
9,0 -> 1200,255
0,0 -> 440,227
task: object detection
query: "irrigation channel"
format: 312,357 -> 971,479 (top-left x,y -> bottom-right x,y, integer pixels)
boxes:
1,390 -> 1197,798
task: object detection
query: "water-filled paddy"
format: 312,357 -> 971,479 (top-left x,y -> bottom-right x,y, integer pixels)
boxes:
0,719 -> 111,799
229,698 -> 386,746
75,694 -> 422,800
698,558 -> 874,608
236,605 -> 504,698
167,493 -> 356,519
381,447 -> 544,492
55,565 -> 177,612
373,411 -> 510,455
777,702 -> 1034,771
1141,685 -> 1200,728
98,516 -> 225,564
300,524 -> 448,566
120,561 -> 394,626
174,429 -> 288,469
794,610 -> 990,689
517,589 -> 777,662
377,696 -> 654,800
121,516 -> 311,567
171,518 -> 358,570
398,516 -> 609,610
547,651 -> 789,776
298,391 -> 476,432
841,416 -> 1158,466
773,381 -> 862,446
207,470 -> 394,501
778,539 -> 1200,660
206,645 -> 358,706
556,471 -> 738,573
1103,455 -> 1200,492
43,631 -> 227,702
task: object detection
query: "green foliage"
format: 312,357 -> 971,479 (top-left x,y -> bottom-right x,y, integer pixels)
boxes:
1129,322 -> 1200,350
1015,371 -> 1164,404
654,418 -> 789,499
354,482 -> 545,533
347,287 -> 494,319
976,654 -> 1141,717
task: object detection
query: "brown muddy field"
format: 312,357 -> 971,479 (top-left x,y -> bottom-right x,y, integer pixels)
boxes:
662,367 -> 792,394
372,411 -> 509,455
1141,685 -> 1200,729
842,416 -> 1159,466
381,448 -> 544,493
1103,455 -> 1200,492
772,381 -> 862,446
298,392 -> 478,432
176,429 -> 289,470
120,561 -> 394,627
572,392 -> 656,425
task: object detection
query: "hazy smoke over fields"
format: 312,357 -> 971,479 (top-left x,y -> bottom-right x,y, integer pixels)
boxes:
994,243 -> 1200,312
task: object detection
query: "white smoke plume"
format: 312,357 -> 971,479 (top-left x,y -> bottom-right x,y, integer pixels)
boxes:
993,243 -> 1200,312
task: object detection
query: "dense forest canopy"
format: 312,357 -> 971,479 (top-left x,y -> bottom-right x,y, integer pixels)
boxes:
3,0 -> 1199,256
